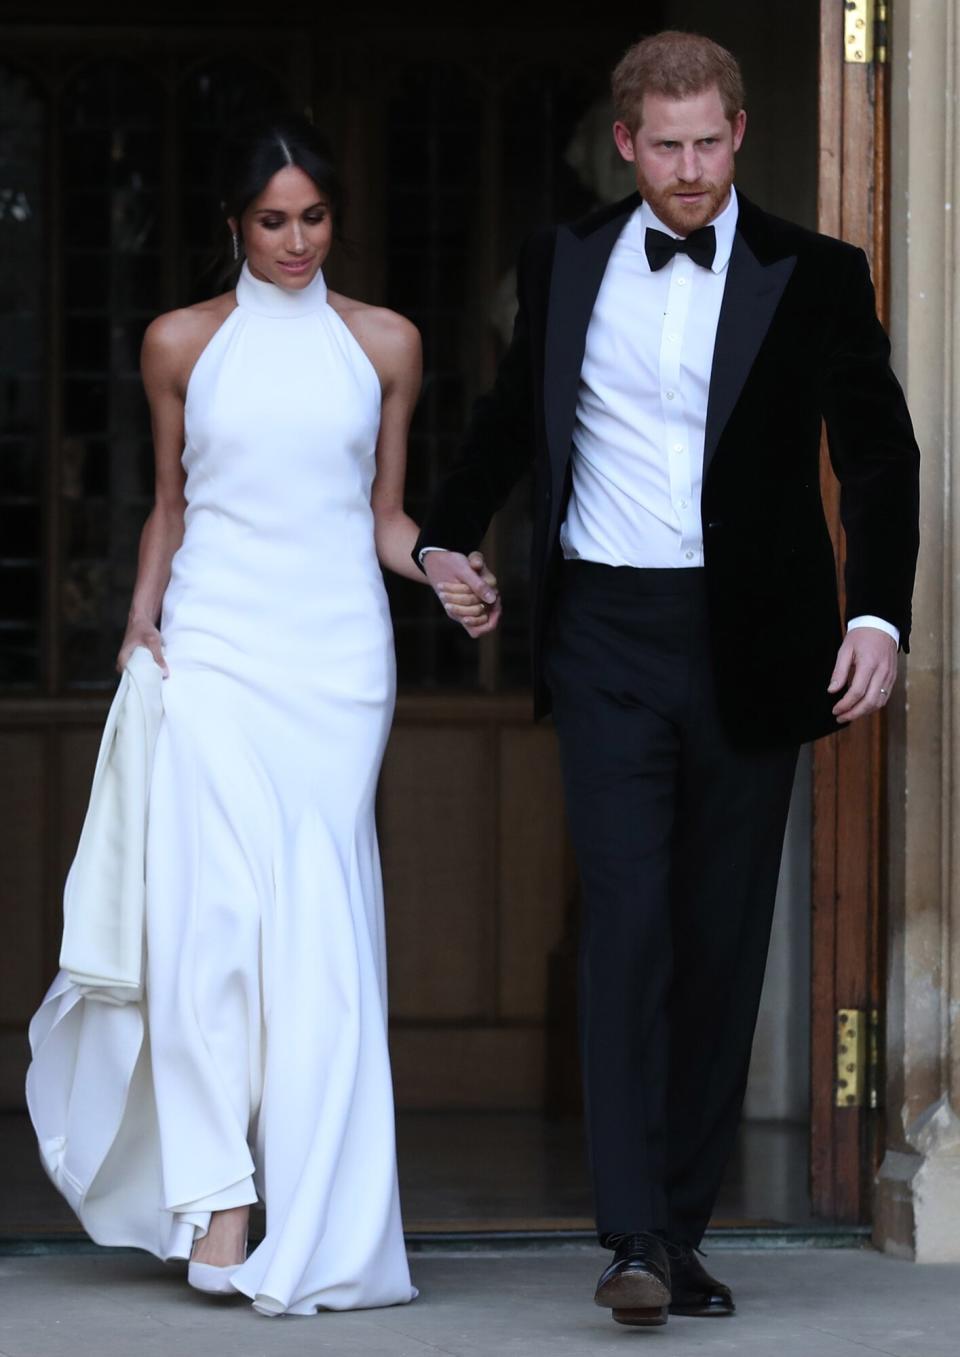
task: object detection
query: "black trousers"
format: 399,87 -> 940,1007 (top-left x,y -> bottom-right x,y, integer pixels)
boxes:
544,562 -> 799,1246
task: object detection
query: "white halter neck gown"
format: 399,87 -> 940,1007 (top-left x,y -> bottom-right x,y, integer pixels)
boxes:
32,263 -> 416,1316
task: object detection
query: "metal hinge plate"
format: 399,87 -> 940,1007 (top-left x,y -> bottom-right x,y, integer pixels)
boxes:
835,1007 -> 881,1108
845,1 -> 874,63
844,1 -> 889,65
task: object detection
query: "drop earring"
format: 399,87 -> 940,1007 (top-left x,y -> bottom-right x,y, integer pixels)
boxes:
232,231 -> 240,262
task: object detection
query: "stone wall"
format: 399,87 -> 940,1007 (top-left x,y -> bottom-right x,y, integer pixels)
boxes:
876,0 -> 960,1263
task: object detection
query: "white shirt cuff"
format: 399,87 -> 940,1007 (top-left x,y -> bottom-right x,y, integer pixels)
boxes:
417,546 -> 447,565
847,615 -> 900,647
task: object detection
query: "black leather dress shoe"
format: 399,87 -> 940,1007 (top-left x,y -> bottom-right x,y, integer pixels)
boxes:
594,1233 -> 671,1327
666,1245 -> 735,1317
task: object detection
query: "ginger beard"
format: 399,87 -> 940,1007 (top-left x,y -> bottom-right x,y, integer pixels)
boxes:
635,164 -> 734,237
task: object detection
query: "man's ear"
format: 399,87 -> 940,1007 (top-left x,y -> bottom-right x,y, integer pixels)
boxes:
612,121 -> 638,164
731,109 -> 747,153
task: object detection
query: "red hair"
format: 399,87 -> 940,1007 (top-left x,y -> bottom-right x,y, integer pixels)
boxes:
612,31 -> 746,132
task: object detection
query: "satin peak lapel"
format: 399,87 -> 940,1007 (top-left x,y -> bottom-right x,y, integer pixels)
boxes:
543,209 -> 632,488
704,231 -> 796,474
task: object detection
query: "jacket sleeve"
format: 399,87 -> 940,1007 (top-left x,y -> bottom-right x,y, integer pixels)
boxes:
412,235 -> 541,564
821,247 -> 921,649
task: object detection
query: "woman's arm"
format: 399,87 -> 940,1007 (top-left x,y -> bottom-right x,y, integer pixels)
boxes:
116,314 -> 191,673
339,300 -> 495,624
364,309 -> 427,584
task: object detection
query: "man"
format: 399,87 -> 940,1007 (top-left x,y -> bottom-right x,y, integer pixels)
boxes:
416,31 -> 920,1328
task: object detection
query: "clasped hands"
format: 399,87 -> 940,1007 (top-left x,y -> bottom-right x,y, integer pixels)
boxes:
424,550 -> 502,638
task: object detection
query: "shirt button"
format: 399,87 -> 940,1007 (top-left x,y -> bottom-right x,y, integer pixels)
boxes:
676,277 -> 687,286
673,443 -> 684,453
668,333 -> 680,342
678,499 -> 688,509
685,550 -> 695,560
665,390 -> 675,400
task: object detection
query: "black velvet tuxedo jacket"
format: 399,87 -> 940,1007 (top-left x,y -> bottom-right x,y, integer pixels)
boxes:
414,192 -> 921,747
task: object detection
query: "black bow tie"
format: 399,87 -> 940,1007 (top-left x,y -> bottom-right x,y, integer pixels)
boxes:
644,224 -> 717,272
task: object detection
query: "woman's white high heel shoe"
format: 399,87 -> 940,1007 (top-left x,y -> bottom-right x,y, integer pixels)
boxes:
187,1260 -> 242,1295
188,1208 -> 248,1296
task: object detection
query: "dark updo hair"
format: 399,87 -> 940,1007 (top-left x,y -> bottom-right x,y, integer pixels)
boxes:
218,112 -> 343,278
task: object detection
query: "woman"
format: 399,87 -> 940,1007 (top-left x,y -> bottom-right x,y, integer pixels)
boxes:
32,115 -> 493,1316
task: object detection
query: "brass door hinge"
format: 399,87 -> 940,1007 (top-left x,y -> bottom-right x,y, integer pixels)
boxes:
844,1 -> 889,66
835,1008 -> 881,1108
876,2 -> 889,64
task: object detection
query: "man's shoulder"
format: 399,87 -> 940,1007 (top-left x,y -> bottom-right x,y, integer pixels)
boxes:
567,192 -> 641,239
736,194 -> 865,269
520,192 -> 639,256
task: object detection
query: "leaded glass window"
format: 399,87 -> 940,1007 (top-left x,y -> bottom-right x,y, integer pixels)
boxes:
60,61 -> 164,685
0,37 -> 615,696
0,69 -> 44,686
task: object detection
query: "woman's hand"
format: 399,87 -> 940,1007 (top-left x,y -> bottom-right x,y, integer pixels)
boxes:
430,551 -> 502,637
115,310 -> 191,680
117,621 -> 169,677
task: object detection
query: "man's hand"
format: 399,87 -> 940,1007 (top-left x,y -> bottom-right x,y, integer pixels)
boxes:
828,627 -> 898,723
424,550 -> 502,638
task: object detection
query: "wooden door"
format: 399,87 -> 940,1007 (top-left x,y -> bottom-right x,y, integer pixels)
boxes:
810,0 -> 890,1223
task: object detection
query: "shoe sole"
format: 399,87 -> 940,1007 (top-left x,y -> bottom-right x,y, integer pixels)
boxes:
613,1306 -> 668,1327
187,1261 -> 243,1296
595,1272 -> 671,1311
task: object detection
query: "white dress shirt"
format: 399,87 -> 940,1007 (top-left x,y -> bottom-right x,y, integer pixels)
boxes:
558,187 -> 897,644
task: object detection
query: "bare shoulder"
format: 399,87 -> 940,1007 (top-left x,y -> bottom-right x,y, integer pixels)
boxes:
142,291 -> 237,394
328,292 -> 421,378
143,291 -> 235,355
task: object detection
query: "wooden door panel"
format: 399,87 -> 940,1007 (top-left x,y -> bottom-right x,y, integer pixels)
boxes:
0,732 -> 46,1027
389,1027 -> 547,1111
498,727 -> 568,1021
811,0 -> 888,1222
380,724 -> 495,1022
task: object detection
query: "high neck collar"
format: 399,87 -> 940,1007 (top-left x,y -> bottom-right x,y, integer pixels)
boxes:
235,261 -> 328,317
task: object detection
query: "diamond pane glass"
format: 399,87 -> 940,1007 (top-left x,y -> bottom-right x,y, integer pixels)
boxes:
0,67 -> 44,686
179,59 -> 287,302
60,61 -> 162,686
